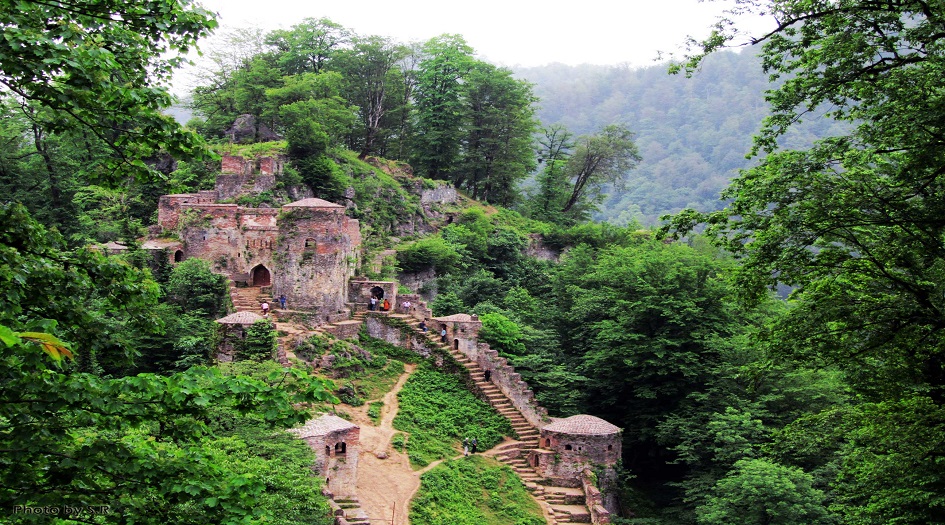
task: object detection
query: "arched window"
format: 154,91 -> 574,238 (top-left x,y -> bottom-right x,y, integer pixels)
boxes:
325,445 -> 331,457
565,444 -> 572,451
335,442 -> 347,455
173,250 -> 183,262
545,439 -> 551,448
453,339 -> 460,350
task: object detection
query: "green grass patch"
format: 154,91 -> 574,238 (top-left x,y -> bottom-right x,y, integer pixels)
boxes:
393,364 -> 513,468
213,140 -> 288,158
368,401 -> 384,424
410,455 -> 545,525
359,332 -> 422,364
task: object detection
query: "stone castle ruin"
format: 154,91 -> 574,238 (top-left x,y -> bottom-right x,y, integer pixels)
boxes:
147,153 -> 622,524
154,155 -> 361,321
290,414 -> 360,498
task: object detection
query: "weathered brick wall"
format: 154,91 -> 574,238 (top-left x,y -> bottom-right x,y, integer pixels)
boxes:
275,207 -> 360,318
582,468 -> 613,524
158,194 -> 202,230
258,156 -> 285,175
363,316 -> 434,358
466,343 -> 548,428
221,155 -> 252,175
530,430 -> 621,486
299,427 -> 360,497
179,205 -> 279,276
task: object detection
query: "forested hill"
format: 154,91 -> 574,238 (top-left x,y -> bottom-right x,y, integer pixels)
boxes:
515,49 -> 847,225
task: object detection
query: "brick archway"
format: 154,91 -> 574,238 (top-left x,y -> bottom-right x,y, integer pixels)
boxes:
251,265 -> 271,287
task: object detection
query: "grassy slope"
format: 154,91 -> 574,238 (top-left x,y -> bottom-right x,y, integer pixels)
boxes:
410,455 -> 545,525
393,363 -> 512,468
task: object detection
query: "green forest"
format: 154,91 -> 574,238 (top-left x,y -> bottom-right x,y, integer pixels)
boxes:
2,0 -> 945,524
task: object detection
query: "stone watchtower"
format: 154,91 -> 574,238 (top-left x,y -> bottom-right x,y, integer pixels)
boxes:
528,414 -> 622,484
290,414 -> 360,497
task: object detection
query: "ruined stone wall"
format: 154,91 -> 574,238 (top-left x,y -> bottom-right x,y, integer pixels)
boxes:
178,205 -> 279,275
456,342 -> 549,429
582,468 -> 613,524
300,427 -> 360,497
347,280 -> 396,309
221,155 -> 253,175
419,184 -> 458,206
530,430 -> 621,486
216,155 -> 282,200
363,316 -> 434,359
275,207 -> 360,318
157,193 -> 217,231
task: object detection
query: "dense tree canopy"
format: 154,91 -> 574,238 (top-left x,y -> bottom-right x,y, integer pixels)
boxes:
663,0 -> 945,522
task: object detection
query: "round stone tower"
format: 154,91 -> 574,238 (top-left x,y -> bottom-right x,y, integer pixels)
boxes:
528,414 -> 622,487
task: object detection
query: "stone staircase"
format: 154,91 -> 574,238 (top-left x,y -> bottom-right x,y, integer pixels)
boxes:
390,312 -> 596,525
330,495 -> 370,525
228,283 -> 275,316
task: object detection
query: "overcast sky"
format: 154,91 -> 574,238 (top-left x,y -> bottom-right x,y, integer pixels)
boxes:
190,0 -> 773,68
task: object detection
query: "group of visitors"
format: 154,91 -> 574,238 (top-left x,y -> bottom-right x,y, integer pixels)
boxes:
368,294 -> 391,311
462,437 -> 478,456
260,294 -> 287,316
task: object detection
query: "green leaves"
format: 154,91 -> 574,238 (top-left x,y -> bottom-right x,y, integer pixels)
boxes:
0,0 -> 217,181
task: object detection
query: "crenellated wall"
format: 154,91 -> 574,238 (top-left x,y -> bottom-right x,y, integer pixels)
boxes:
467,343 -> 549,429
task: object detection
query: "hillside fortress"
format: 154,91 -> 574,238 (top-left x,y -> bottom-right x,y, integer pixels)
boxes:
148,154 -> 623,524
155,154 -> 360,322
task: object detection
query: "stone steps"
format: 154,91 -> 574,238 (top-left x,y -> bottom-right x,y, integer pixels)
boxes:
551,504 -> 591,524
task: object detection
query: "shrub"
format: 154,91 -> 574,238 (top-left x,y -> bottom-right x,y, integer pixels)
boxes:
397,236 -> 462,274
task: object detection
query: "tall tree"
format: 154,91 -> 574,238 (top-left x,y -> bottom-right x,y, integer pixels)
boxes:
459,61 -> 538,205
665,1 -> 945,522
411,34 -> 475,179
265,17 -> 349,75
528,125 -> 576,223
335,35 -> 407,158
560,124 -> 640,213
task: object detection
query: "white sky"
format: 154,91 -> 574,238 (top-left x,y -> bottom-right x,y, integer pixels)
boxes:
189,0 -> 773,68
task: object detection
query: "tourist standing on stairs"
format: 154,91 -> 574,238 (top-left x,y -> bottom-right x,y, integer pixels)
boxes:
261,302 -> 270,316
419,319 -> 428,332
440,327 -> 447,343
369,296 -> 378,311
279,294 -> 286,309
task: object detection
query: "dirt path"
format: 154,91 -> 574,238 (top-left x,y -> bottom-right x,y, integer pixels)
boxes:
346,363 -> 418,525
343,366 -> 540,525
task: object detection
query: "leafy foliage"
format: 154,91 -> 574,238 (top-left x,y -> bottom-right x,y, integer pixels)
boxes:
393,364 -> 512,468
410,456 -> 544,525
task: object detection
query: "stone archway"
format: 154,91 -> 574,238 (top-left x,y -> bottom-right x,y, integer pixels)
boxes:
251,264 -> 271,287
173,250 -> 184,262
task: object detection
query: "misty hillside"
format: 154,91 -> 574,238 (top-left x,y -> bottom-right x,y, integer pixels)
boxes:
515,49 -> 848,225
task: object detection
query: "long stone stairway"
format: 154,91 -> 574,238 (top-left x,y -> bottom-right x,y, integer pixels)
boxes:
391,313 -> 594,525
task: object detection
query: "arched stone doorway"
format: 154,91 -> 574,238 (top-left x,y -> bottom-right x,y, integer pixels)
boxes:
173,250 -> 184,262
251,265 -> 271,287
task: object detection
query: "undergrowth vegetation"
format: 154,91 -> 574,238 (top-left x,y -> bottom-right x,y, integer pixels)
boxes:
394,364 -> 512,468
410,455 -> 544,525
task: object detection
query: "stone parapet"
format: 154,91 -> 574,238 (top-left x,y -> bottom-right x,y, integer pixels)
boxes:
582,468 -> 612,524
466,343 -> 548,429
363,316 -> 435,359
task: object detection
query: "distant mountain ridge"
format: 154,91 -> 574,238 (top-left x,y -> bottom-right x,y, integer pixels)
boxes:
514,49 -> 846,225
